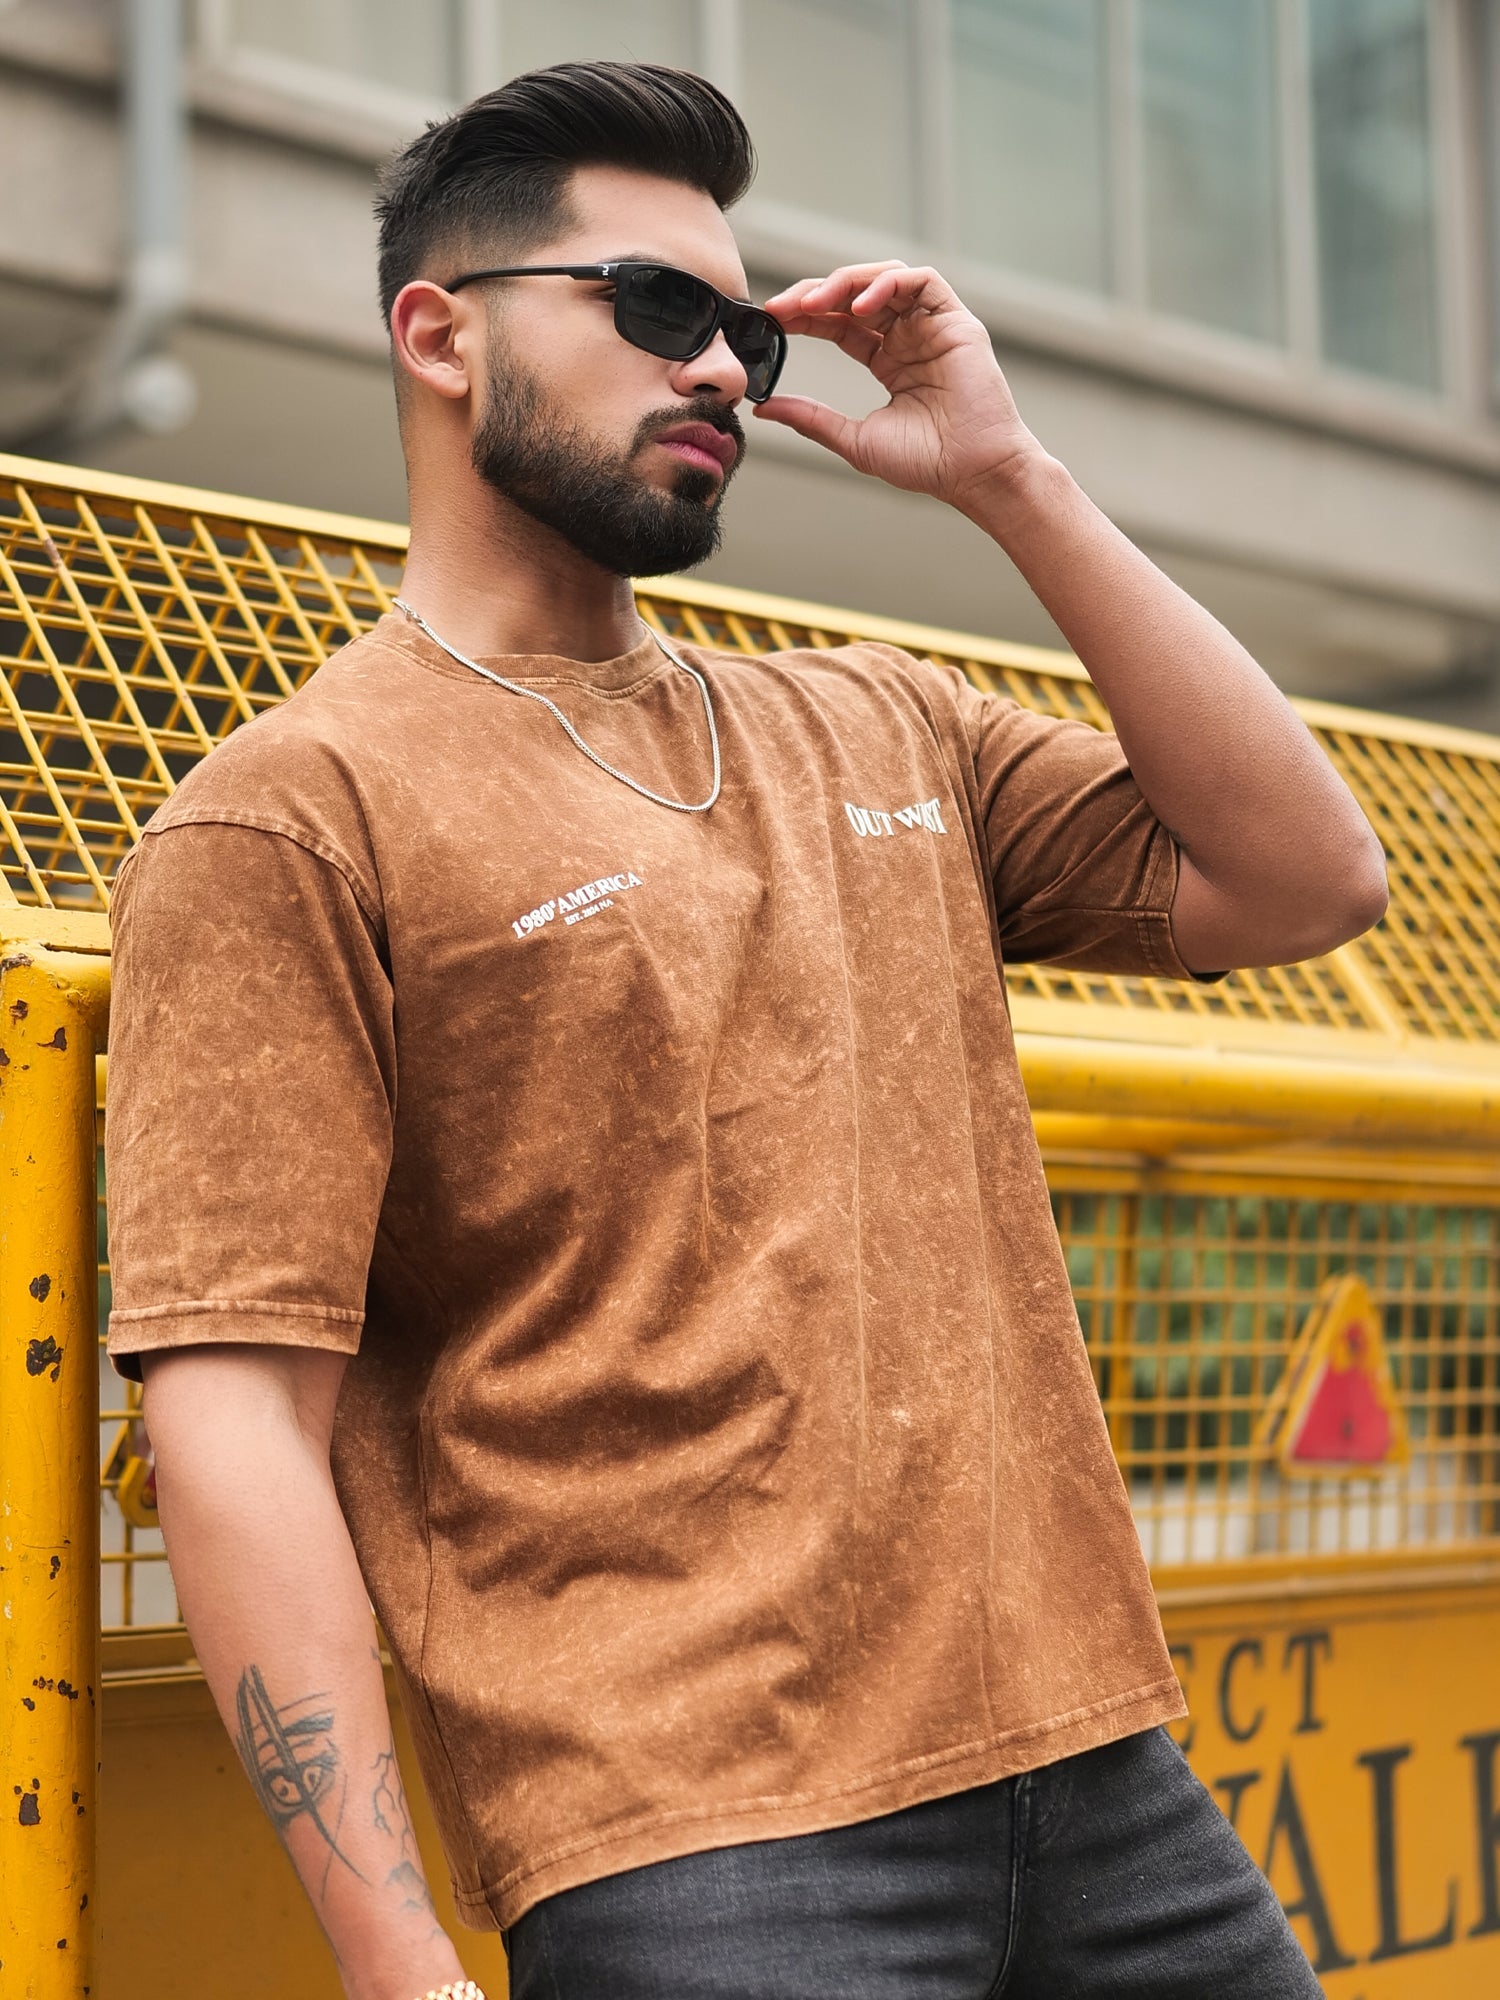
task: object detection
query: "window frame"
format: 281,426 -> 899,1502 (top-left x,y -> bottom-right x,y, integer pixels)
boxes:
192,0 -> 1499,442
194,0 -> 462,124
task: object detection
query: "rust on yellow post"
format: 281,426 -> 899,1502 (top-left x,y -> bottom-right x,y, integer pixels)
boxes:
0,913 -> 109,1996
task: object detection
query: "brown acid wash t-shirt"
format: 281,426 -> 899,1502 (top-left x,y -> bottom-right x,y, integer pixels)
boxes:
106,610 -> 1192,1930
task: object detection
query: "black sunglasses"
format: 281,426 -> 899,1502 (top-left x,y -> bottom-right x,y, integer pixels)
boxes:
445,260 -> 789,404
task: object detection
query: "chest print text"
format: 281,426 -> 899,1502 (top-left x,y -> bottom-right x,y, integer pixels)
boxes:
511,869 -> 644,939
844,797 -> 948,839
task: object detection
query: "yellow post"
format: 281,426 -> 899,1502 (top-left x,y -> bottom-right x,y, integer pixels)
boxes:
0,919 -> 111,1996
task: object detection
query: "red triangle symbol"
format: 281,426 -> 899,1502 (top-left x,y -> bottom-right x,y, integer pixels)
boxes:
1289,1320 -> 1394,1463
1274,1278 -> 1408,1473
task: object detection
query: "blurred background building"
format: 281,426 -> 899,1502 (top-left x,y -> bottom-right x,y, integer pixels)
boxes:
2,0 -> 1498,724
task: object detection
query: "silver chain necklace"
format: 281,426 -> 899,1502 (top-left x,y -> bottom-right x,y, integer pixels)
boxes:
392,597 -> 721,814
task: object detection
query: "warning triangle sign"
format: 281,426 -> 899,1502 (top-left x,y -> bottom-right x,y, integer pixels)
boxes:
1256,1274 -> 1408,1475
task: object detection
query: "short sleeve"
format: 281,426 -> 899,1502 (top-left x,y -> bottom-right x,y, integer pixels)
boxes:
948,670 -> 1208,980
105,819 -> 396,1383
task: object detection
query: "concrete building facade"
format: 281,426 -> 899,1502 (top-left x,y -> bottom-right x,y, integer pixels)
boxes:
3,0 -> 1498,724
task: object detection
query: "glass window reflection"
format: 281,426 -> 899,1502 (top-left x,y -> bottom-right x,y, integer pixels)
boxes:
950,0 -> 1110,296
1139,0 -> 1283,343
744,0 -> 919,235
1311,0 -> 1441,389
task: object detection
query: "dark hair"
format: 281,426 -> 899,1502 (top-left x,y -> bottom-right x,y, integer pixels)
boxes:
375,62 -> 756,326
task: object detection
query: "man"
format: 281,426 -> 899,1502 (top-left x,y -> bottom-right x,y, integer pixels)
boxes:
106,60 -> 1384,2000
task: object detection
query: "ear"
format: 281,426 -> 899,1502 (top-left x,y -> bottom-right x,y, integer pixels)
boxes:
390,280 -> 478,405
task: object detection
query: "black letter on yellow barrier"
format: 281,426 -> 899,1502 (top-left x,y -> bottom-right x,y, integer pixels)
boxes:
1460,1729 -> 1500,1937
1283,1630 -> 1331,1735
1359,1745 -> 1457,1960
1218,1637 -> 1265,1745
1262,1761 -> 1356,1974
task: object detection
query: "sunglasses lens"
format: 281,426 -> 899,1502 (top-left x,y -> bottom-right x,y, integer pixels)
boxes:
727,308 -> 785,403
619,265 -> 718,359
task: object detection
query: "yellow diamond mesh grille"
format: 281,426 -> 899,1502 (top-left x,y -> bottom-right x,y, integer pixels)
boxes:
1059,1185 -> 1500,1567
6,460 -> 1498,1623
8,459 -> 1500,1040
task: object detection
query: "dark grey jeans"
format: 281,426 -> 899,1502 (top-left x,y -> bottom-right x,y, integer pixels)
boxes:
504,1727 -> 1322,1999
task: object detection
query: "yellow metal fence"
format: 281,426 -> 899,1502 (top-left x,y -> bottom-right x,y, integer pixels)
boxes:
5,452 -> 1500,1048
1058,1179 -> 1500,1565
87,1168 -> 1500,1628
4,452 -> 1500,1646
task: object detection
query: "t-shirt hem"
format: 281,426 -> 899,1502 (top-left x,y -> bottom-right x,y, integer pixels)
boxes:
106,1300 -> 364,1382
452,1673 -> 1188,1933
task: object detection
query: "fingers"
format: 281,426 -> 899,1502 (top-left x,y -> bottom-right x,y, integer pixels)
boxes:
765,262 -> 906,315
751,395 -> 861,463
768,262 -> 959,332
765,308 -> 884,369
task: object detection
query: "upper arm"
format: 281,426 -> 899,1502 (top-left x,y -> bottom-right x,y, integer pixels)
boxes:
140,1342 -> 350,1461
106,819 -> 396,1385
953,676 -> 1206,980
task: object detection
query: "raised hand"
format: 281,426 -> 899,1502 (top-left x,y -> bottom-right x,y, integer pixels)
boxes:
754,262 -> 1043,514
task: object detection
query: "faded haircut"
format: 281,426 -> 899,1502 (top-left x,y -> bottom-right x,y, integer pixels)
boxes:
374,61 -> 757,326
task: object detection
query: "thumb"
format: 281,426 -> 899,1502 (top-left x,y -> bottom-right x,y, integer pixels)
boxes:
752,396 -> 860,462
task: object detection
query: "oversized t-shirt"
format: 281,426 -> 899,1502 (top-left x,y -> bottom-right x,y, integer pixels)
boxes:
106,610 -> 1194,1931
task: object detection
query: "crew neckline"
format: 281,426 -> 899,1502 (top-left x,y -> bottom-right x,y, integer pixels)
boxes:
370,609 -> 677,695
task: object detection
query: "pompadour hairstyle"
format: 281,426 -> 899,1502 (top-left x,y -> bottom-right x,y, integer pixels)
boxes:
375,61 -> 757,326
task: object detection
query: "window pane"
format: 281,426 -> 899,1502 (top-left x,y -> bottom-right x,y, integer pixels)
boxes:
501,0 -> 697,77
743,1 -> 918,235
1139,0 -> 1283,342
1310,0 -> 1440,389
950,0 -> 1108,293
229,0 -> 462,97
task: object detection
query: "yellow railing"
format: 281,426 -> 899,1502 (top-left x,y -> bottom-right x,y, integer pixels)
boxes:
7,450 -> 1500,1046
5,452 -> 1500,1993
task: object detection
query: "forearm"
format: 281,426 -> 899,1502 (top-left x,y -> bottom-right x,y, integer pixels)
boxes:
759,258 -> 1384,964
963,450 -> 1387,960
144,1358 -> 466,2000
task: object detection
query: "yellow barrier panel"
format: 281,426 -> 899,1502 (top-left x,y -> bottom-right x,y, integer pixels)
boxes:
4,453 -> 1500,1989
0,909 -> 108,1998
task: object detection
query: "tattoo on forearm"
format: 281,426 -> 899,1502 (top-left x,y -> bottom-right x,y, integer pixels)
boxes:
372,1747 -> 440,1922
232,1663 -> 442,1934
234,1664 -> 367,1891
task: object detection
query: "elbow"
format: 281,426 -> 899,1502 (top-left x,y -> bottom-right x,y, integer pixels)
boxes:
1301,830 -> 1389,958
1351,838 -> 1391,936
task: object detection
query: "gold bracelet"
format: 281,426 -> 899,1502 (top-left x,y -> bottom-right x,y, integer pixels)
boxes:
418,1984 -> 485,2000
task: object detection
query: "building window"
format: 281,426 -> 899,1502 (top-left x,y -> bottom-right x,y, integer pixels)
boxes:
1139,0 -> 1283,344
949,0 -> 1109,294
498,0 -> 698,77
223,0 -> 464,99
1310,0 -> 1441,390
742,0 -> 920,236
204,0 -> 1477,417
783,0 -> 1449,395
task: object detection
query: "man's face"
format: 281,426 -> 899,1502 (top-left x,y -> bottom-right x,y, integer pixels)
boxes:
466,165 -> 753,579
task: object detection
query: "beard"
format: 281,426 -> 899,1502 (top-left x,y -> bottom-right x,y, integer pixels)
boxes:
471,338 -> 745,579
